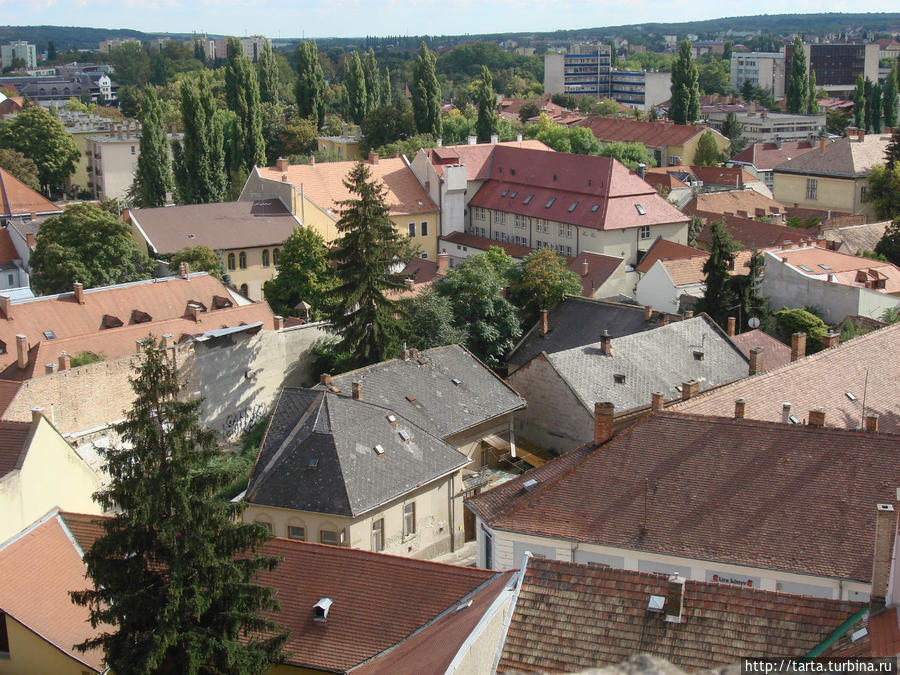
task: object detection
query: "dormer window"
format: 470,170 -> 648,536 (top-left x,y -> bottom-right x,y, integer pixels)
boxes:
212,295 -> 233,309
131,309 -> 152,324
101,314 -> 123,329
313,598 -> 333,623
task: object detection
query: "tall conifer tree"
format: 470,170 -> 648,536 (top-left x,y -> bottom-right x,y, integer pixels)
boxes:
699,221 -> 738,328
475,65 -> 497,143
786,36 -> 808,114
411,42 -> 442,138
853,75 -> 866,128
669,40 -> 700,124
132,86 -> 170,208
344,51 -> 368,125
807,68 -> 817,114
362,49 -> 380,116
295,41 -> 326,129
172,76 -> 226,204
883,63 -> 898,129
257,41 -> 279,104
228,55 -> 266,173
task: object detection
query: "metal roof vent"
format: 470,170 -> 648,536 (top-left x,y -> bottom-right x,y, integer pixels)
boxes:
647,595 -> 666,612
313,597 -> 333,623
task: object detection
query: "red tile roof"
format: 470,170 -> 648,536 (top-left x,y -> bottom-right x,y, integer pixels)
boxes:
0,273 -> 274,380
0,227 -> 20,265
0,168 -> 62,218
423,139 -> 552,181
497,558 -> 867,673
866,608 -> 900,657
636,237 -> 707,274
729,329 -> 792,370
654,249 -> 758,287
440,231 -> 536,260
694,211 -> 812,250
731,141 -> 816,171
0,512 -> 107,672
467,412 -> 900,583
0,379 -> 20,417
567,252 -> 624,296
673,322 -> 900,435
577,116 -> 714,148
776,246 -> 900,294
0,419 -> 30,478
683,189 -> 786,219
468,147 -> 688,231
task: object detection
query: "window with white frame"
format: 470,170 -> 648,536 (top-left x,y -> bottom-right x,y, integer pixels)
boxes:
371,518 -> 384,552
806,178 -> 818,200
515,214 -> 526,229
495,211 -> 507,225
403,503 -> 416,536
639,225 -> 651,239
287,525 -> 305,541
559,224 -> 572,238
320,529 -> 340,545
474,207 -> 486,221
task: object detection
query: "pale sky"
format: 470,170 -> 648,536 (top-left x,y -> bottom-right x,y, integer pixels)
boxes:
1,1 -> 896,39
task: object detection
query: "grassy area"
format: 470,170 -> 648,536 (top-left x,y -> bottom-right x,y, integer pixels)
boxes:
214,418 -> 269,501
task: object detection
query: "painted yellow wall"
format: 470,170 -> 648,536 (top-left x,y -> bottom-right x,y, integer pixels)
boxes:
669,130 -> 730,167
66,131 -> 93,195
391,212 -> 439,260
317,137 -> 363,161
221,246 -> 282,302
0,615 -> 99,674
0,417 -> 104,543
773,172 -> 872,217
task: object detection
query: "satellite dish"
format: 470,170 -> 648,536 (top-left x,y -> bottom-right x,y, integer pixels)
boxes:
748,317 -> 761,329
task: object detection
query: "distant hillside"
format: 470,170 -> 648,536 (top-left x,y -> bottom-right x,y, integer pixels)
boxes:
0,25 -> 152,50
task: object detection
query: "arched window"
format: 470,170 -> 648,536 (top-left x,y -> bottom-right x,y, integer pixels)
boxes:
262,249 -> 270,267
239,251 -> 247,269
273,248 -> 280,266
227,253 -> 236,270
240,283 -> 249,297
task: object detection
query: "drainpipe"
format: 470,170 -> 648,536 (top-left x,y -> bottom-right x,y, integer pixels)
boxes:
448,474 -> 455,553
300,183 -> 306,225
802,606 -> 869,660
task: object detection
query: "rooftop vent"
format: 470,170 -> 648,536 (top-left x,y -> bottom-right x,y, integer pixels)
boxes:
568,201 -> 579,212
545,197 -> 556,208
523,194 -> 534,204
635,204 -> 646,216
188,233 -> 195,239
405,394 -> 423,409
308,458 -> 319,470
399,430 -> 410,441
374,444 -> 385,456
313,598 -> 333,623
455,599 -> 473,612
102,314 -> 124,329
523,478 -> 539,491
647,595 -> 666,612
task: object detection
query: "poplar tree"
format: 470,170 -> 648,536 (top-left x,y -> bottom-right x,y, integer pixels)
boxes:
381,68 -> 392,107
871,83 -> 884,133
362,49 -> 380,116
411,42 -> 441,138
71,340 -> 287,674
475,65 -> 497,143
228,55 -> 267,173
294,40 -> 326,128
864,77 -> 879,132
854,75 -> 866,128
786,36 -> 807,114
327,162 -> 415,368
132,86 -> 170,208
883,63 -> 898,129
669,40 -> 700,124
807,68 -> 817,115
344,51 -> 368,125
172,76 -> 226,204
257,41 -> 280,104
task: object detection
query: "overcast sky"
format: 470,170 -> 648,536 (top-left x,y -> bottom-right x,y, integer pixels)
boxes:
2,1 -> 896,39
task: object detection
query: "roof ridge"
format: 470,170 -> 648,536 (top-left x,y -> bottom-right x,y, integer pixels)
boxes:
658,409 -> 900,438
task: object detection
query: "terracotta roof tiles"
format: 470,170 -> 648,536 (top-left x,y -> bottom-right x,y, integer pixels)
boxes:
440,231 -> 536,260
731,141 -> 816,171
775,246 -> 900,294
729,329 -> 792,370
0,227 -> 20,265
694,211 -> 812,250
577,116 -> 714,148
567,251 -> 624,296
424,139 -> 552,180
0,168 -> 62,218
636,237 -> 707,274
683,189 -> 786,219
0,419 -> 30,477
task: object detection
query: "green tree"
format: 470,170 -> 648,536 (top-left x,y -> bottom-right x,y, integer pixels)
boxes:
344,52 -> 368,126
132,87 -> 171,208
518,101 -> 540,124
361,105 -> 415,153
729,250 -> 771,332
775,308 -> 827,353
108,41 -> 150,86
875,219 -> 900,266
868,82 -> 883,133
868,162 -> 900,221
826,108 -> 852,136
721,111 -> 745,155
362,49 -> 380,117
687,214 -> 704,247
117,85 -> 143,119
509,249 -> 583,319
0,148 -> 40,191
885,127 -> 900,170
807,68 -> 818,114
169,246 -> 224,280
723,41 -> 733,61
327,162 -> 414,367
380,68 -> 392,107
475,65 -> 498,143
402,290 -> 469,350
46,39 -> 56,62
786,36 -> 808,114
1,105 -> 78,194
263,226 -> 335,319
435,252 -> 520,368
853,75 -> 866,129
694,130 -> 725,166
697,220 -> 738,327
257,41 -> 280,104
598,141 -> 655,169
29,203 -> 152,294
411,42 -> 442,138
172,76 -> 227,204
697,55 -> 731,96
294,41 -> 326,129
669,40 -> 700,125
70,340 -> 286,674
883,63 -> 898,129
279,116 -> 318,157
227,49 -> 267,173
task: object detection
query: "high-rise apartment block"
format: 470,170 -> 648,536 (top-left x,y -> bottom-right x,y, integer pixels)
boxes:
730,52 -> 785,99
1,41 -> 37,70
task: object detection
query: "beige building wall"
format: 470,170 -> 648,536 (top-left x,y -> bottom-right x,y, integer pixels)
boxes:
221,245 -> 281,301
88,137 -> 139,200
244,472 -> 466,560
67,130 -> 96,195
0,616 -> 100,674
0,417 -> 104,543
669,131 -> 730,166
773,172 -> 875,220
317,137 -> 363,161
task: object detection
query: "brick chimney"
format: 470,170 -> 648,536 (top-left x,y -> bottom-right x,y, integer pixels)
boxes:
73,282 -> 85,304
309,155 -> 316,167
178,262 -> 188,278
681,379 -> 699,400
274,315 -> 284,330
651,391 -> 664,411
599,329 -> 611,356
822,331 -> 840,349
44,363 -> 56,375
749,347 -> 764,375
818,136 -> 827,153
871,503 -> 896,611
808,408 -> 826,428
275,157 -> 288,171
857,128 -> 865,142
593,401 -> 614,445
351,381 -> 362,400
734,397 -> 746,419
540,309 -> 549,336
727,316 -> 736,336
16,334 -> 28,369
320,373 -> 332,385
58,351 -> 70,371
0,294 -> 10,320
368,152 -> 379,165
25,232 -> 35,248
791,332 -> 806,361
437,252 -> 449,274
866,413 -> 880,433
643,305 -> 653,321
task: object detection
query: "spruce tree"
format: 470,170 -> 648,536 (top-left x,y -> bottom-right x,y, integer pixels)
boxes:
362,49 -> 380,116
807,68 -> 817,115
70,340 -> 287,674
257,41 -> 280,104
294,41 -> 326,129
344,52 -> 368,126
786,36 -> 807,114
853,75 -> 866,128
132,86 -> 170,208
721,111 -> 745,155
475,65 -> 497,143
327,162 -> 414,368
883,63 -> 898,129
411,42 -> 441,138
698,220 -> 737,328
669,40 -> 700,125
173,76 -> 226,204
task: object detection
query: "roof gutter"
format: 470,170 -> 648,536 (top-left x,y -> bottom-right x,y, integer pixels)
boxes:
801,606 -> 868,660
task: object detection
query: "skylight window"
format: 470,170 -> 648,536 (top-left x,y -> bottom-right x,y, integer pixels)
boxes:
797,264 -> 813,272
614,373 -> 626,384
399,430 -> 411,441
43,330 -> 56,340
501,189 -> 509,197
635,204 -> 646,215
451,378 -> 462,386
386,414 -> 397,424
568,201 -> 579,212
308,458 -> 319,470
845,392 -> 857,401
789,415 -> 801,425
591,204 -> 600,212
523,478 -> 539,491
374,444 -> 385,456
819,264 -> 832,270
693,350 -> 704,361
523,194 -> 534,204
545,197 -> 556,208
510,191 -> 518,198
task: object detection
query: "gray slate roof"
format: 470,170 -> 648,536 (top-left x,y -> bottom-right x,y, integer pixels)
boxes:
545,314 -> 749,413
507,297 -> 670,372
322,345 -> 526,440
773,135 -> 891,178
246,389 -> 469,517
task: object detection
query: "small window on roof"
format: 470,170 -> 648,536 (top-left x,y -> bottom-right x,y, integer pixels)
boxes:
374,444 -> 385,456
308,458 -> 319,470
399,430 -> 410,441
846,392 -> 857,401
386,414 -> 397,424
451,378 -> 461,386
819,264 -> 832,270
101,314 -> 123,329
693,350 -> 704,361
635,204 -> 646,215
591,204 -> 600,212
789,415 -> 801,425
798,264 -> 812,272
132,309 -> 152,324
501,189 -> 509,197
43,330 -> 56,340
545,197 -> 556,208
510,191 -> 518,198
568,201 -> 579,212
613,373 -> 626,384
523,194 -> 534,204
